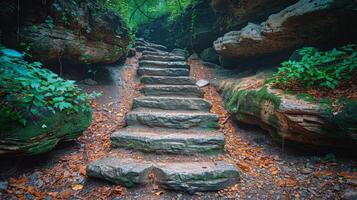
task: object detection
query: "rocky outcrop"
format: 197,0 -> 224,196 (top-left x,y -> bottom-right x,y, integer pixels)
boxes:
137,0 -> 295,53
200,47 -> 219,64
0,110 -> 92,155
214,0 -> 357,60
217,76 -> 357,149
0,48 -> 92,155
0,0 -> 130,65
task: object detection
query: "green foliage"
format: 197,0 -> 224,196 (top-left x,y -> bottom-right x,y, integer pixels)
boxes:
271,45 -> 357,90
97,0 -> 193,29
0,46 -> 94,126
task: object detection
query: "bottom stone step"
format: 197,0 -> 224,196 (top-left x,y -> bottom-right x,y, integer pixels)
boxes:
87,157 -> 240,192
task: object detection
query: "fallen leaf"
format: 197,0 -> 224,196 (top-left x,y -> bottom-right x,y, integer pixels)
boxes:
72,184 -> 83,191
79,165 -> 87,176
315,170 -> 334,178
114,186 -> 124,195
48,192 -> 58,197
271,169 -> 279,175
339,172 -> 357,179
60,189 -> 74,199
154,191 -> 164,196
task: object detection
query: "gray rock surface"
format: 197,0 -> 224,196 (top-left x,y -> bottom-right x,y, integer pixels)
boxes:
214,0 -> 357,59
141,55 -> 186,62
86,157 -> 151,187
157,161 -> 240,192
140,85 -> 204,97
138,67 -> 189,76
200,48 -> 219,63
111,128 -> 224,154
133,96 -> 211,111
341,190 -> 357,200
87,157 -> 239,192
140,76 -> 196,85
139,60 -> 189,69
126,110 -> 219,129
196,79 -> 210,87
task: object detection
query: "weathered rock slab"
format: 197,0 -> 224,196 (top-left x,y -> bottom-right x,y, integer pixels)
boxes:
140,85 -> 204,97
138,67 -> 189,76
139,60 -> 189,69
140,55 -> 186,62
217,76 -> 357,148
111,128 -> 224,154
214,0 -> 357,59
133,96 -> 212,111
140,76 -> 196,85
157,161 -> 239,192
126,110 -> 219,129
87,157 -> 240,192
86,157 -> 151,187
135,39 -> 168,51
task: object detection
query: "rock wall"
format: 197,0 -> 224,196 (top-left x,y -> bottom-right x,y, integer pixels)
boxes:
216,76 -> 357,149
136,0 -> 295,53
0,0 -> 130,65
214,0 -> 357,62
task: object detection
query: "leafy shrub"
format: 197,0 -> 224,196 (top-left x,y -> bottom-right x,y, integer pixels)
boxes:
271,45 -> 357,91
0,46 -> 96,126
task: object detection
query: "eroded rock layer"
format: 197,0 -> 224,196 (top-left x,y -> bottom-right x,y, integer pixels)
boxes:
214,0 -> 357,59
0,0 -> 130,64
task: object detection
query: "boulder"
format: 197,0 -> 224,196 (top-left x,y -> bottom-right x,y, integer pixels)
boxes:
214,0 -> 357,60
200,47 -> 219,63
217,76 -> 357,149
0,48 -> 92,155
0,109 -> 92,155
0,0 -> 130,65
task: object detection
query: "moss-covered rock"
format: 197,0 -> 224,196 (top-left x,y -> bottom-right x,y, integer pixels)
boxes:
0,48 -> 92,156
217,76 -> 357,149
0,109 -> 91,155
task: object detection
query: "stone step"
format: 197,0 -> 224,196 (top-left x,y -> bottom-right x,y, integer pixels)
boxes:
139,60 -> 189,69
140,85 -> 203,97
135,42 -> 167,52
136,46 -> 167,53
140,76 -> 196,85
133,96 -> 211,111
142,50 -> 176,57
126,109 -> 219,129
87,157 -> 240,192
111,128 -> 224,154
138,67 -> 189,76
140,54 -> 186,62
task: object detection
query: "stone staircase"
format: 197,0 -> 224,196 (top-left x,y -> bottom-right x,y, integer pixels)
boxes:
86,39 -> 240,193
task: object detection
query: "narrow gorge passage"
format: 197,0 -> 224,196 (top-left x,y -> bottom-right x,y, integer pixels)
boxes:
1,0 -> 356,199
86,39 -> 240,192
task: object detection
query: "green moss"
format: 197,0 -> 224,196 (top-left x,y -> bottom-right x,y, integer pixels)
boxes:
296,93 -> 316,102
223,86 -> 281,117
319,99 -> 357,140
0,110 -> 92,155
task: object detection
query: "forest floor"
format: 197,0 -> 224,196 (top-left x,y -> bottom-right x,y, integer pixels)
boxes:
0,56 -> 356,200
